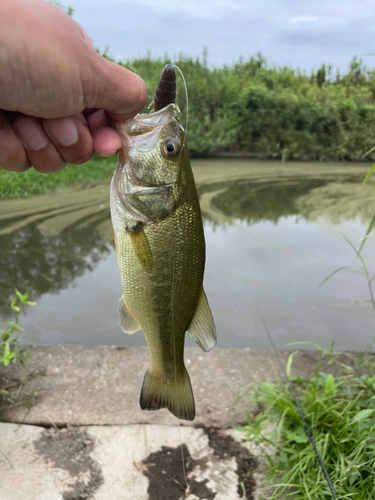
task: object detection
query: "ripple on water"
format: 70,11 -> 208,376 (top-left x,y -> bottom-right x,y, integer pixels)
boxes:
1,161 -> 374,351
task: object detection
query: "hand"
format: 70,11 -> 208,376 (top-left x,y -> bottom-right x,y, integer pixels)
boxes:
0,0 -> 147,173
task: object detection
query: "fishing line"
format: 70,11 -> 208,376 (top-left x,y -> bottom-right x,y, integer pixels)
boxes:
173,65 -> 189,143
252,298 -> 338,500
171,226 -> 189,494
170,64 -> 190,494
171,65 -> 189,197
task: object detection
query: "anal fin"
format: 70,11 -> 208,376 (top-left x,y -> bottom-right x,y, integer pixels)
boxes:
119,295 -> 141,334
188,288 -> 216,352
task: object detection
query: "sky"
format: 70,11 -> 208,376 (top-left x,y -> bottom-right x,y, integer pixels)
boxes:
69,0 -> 375,72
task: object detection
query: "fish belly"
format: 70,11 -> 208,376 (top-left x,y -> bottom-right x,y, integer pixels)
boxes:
113,195 -> 205,420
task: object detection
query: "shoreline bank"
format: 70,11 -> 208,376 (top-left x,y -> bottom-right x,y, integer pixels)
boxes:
0,345 -> 364,500
1,155 -> 372,200
0,345 -> 358,428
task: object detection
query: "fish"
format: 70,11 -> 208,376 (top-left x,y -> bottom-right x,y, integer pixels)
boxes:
110,64 -> 216,421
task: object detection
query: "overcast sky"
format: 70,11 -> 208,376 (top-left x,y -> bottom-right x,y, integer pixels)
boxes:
70,0 -> 375,72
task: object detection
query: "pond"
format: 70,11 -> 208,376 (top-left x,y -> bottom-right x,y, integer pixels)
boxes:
1,159 -> 375,351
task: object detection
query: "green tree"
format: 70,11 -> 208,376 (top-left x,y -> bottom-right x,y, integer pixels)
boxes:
47,0 -> 74,17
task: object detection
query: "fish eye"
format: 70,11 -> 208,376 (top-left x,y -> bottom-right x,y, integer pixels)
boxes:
163,141 -> 178,157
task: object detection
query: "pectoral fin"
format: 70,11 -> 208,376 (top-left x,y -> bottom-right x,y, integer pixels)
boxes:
119,295 -> 141,334
129,228 -> 153,274
114,232 -> 119,266
188,289 -> 216,352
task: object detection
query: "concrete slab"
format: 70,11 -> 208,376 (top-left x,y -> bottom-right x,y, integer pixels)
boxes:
0,423 -> 259,500
0,346 -> 356,427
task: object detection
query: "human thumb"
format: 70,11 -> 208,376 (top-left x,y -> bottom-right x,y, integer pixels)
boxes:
84,53 -> 148,121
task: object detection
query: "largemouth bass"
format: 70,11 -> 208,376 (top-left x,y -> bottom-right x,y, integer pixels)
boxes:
110,65 -> 216,421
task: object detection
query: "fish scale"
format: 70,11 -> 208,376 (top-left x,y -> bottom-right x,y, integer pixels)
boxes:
115,177 -> 204,374
110,65 -> 216,420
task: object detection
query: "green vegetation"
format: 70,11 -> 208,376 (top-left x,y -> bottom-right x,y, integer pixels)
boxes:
120,51 -> 375,161
49,0 -> 375,161
3,54 -> 375,200
1,290 -> 35,369
236,343 -> 375,499
0,155 -> 114,199
48,0 -> 74,16
1,290 -> 35,404
236,197 -> 375,498
2,52 -> 375,199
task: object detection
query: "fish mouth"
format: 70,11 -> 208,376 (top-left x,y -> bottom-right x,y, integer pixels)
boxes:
111,65 -> 182,224
124,103 -> 183,138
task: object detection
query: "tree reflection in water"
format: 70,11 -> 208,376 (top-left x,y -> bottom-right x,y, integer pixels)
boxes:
0,168 -> 373,320
198,173 -> 371,227
0,215 -> 111,317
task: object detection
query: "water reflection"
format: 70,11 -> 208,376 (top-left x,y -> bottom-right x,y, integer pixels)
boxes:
0,162 -> 374,350
0,183 -> 112,316
199,178 -> 326,224
0,221 -> 110,316
199,174 -> 372,226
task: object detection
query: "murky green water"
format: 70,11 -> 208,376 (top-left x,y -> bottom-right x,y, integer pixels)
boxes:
1,160 -> 375,351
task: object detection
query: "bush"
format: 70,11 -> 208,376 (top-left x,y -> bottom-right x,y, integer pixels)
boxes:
236,344 -> 375,499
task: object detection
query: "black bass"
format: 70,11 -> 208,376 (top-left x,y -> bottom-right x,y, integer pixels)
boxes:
110,65 -> 216,421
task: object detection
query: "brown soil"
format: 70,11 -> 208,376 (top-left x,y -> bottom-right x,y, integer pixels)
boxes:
142,426 -> 257,500
34,426 -> 104,500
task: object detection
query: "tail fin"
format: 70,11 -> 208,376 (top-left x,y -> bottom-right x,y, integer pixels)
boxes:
139,368 -> 195,421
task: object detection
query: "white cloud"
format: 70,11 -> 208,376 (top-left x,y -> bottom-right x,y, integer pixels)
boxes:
289,16 -> 319,24
71,0 -> 375,71
81,0 -> 248,16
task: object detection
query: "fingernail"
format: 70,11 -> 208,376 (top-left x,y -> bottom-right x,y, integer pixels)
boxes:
15,119 -> 48,150
47,117 -> 79,147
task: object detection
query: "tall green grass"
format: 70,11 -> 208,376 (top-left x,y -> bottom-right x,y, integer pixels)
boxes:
0,155 -> 114,200
237,170 -> 375,499
236,344 -> 375,499
114,52 -> 375,161
2,52 -> 375,199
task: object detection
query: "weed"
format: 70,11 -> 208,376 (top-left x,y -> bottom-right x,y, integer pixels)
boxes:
236,167 -> 375,498
236,344 -> 375,499
0,155 -> 114,200
0,290 -> 36,404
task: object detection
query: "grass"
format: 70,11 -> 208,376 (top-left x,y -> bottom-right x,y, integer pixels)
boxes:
1,290 -> 35,370
0,155 -> 115,200
236,167 -> 375,499
236,344 -> 375,499
0,290 -> 36,407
